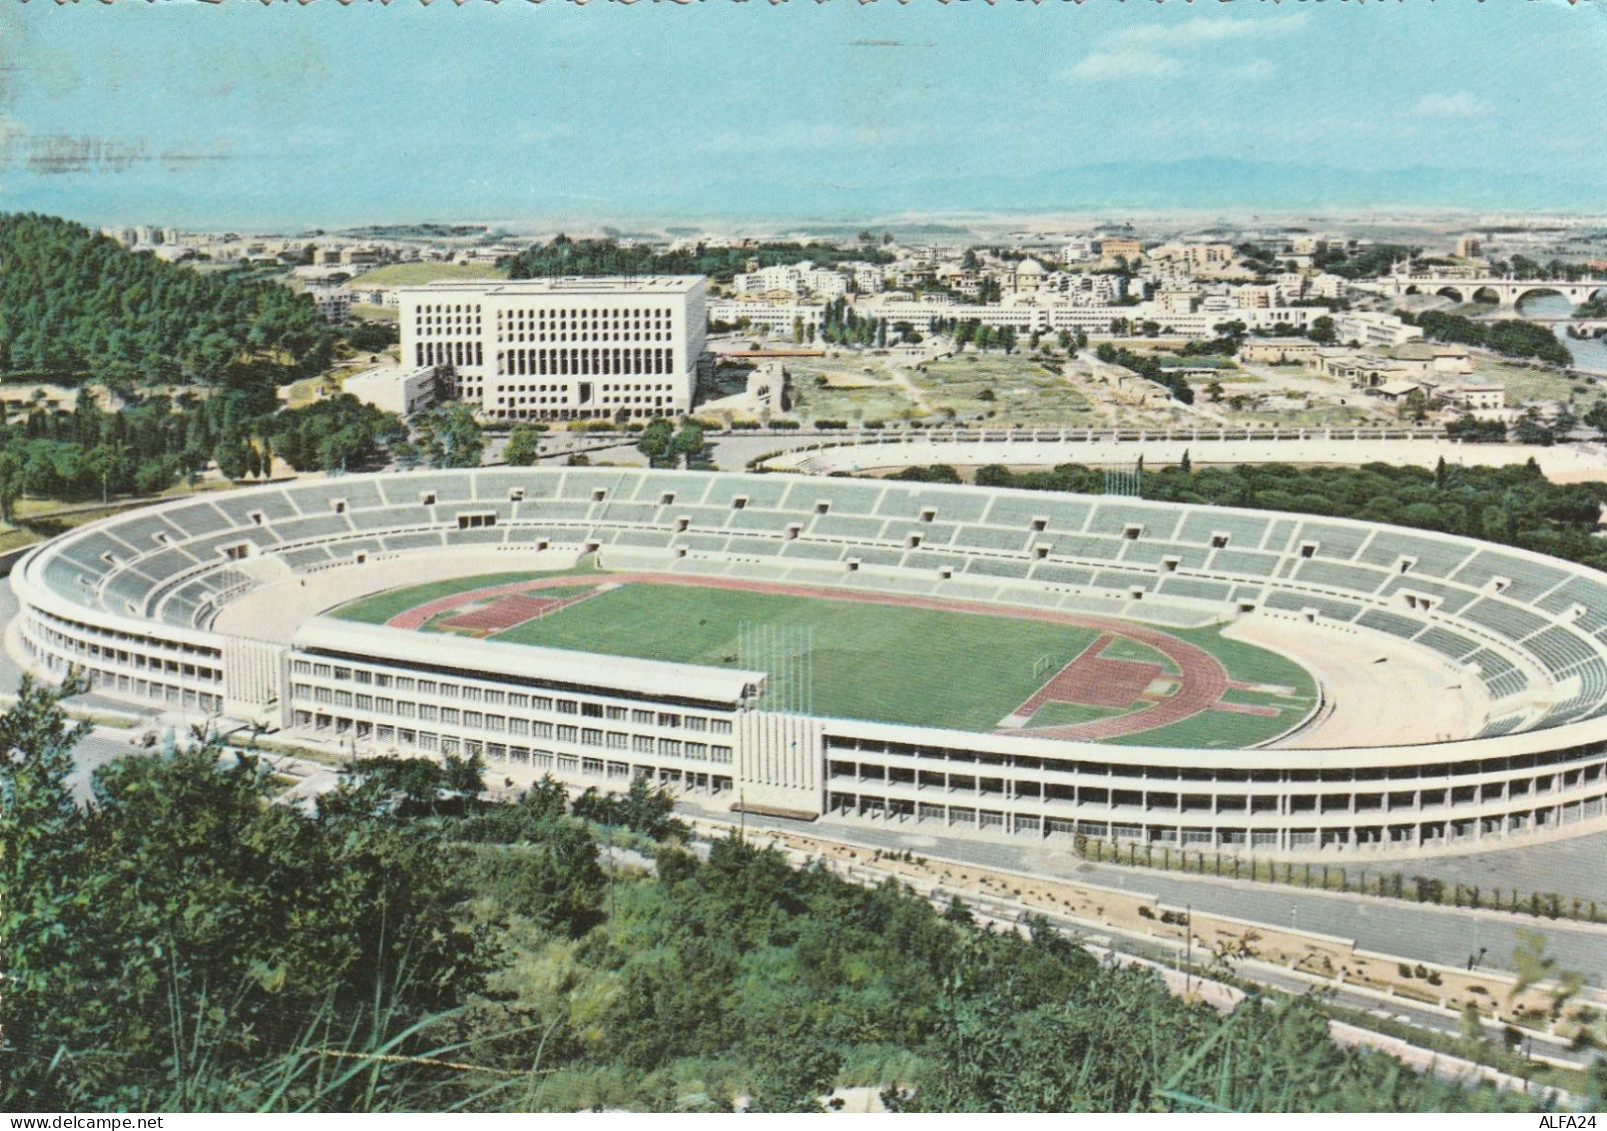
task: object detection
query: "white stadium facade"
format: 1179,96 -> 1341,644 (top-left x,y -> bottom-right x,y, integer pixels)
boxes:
10,466 -> 1607,859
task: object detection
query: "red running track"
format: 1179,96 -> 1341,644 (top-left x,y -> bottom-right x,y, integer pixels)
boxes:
386,571 -> 1234,742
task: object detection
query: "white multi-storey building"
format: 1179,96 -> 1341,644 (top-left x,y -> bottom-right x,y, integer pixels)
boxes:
306,285 -> 352,325
399,277 -> 707,422
1334,311 -> 1424,350
706,299 -> 827,337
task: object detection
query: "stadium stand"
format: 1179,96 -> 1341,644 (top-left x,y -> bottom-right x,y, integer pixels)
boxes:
15,467 -> 1607,861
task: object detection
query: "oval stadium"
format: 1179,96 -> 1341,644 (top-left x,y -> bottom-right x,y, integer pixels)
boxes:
10,466 -> 1607,859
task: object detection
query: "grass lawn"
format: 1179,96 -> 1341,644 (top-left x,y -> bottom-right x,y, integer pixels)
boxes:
492,581 -> 1102,733
914,354 -> 1093,426
789,379 -> 920,425
350,262 -> 508,287
1469,358 -> 1582,405
1026,702 -> 1136,729
1106,707 -> 1299,750
327,564 -> 601,625
1170,625 -> 1318,701
0,526 -> 43,552
333,571 -> 1318,745
1096,635 -> 1178,674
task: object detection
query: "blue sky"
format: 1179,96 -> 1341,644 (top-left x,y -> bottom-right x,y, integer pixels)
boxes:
2,0 -> 1603,229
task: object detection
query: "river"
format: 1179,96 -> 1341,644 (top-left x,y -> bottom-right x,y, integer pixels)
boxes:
1513,291 -> 1607,373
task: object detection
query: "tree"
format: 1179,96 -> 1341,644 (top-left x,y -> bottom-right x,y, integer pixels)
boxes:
1582,401 -> 1607,439
214,433 -> 252,480
1309,315 -> 1337,345
671,420 -> 706,466
744,1001 -> 844,1113
504,422 -> 542,466
417,404 -> 484,469
0,674 -> 93,1068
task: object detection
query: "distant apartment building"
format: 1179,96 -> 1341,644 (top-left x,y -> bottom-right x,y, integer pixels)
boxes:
1334,311 -> 1424,350
306,285 -> 352,325
1155,288 -> 1198,317
707,299 -> 826,337
1455,235 -> 1483,260
1150,243 -> 1234,272
1438,381 -> 1505,412
1239,338 -> 1322,365
1307,273 -> 1347,300
733,264 -> 804,295
1232,284 -> 1277,309
1098,237 -> 1143,266
399,276 -> 707,421
1040,272 -> 1122,305
1060,238 -> 1096,263
847,264 -> 888,293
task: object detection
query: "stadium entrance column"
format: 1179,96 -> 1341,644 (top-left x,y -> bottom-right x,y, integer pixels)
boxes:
734,712 -> 826,819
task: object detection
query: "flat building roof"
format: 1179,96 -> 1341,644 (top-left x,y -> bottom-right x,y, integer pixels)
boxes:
293,617 -> 759,706
398,276 -> 705,297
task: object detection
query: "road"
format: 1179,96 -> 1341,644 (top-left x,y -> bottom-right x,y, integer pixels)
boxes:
715,807 -> 1607,990
730,822 -> 1585,1097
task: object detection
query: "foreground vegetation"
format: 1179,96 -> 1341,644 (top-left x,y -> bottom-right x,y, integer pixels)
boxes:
0,680 -> 1573,1112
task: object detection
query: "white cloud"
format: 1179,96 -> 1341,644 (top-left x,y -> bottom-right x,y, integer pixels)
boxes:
1111,13 -> 1311,49
1065,14 -> 1303,85
1064,51 -> 1184,83
1222,59 -> 1276,82
1411,91 -> 1493,119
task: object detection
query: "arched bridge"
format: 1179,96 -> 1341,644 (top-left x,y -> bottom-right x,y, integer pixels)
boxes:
1369,273 -> 1607,310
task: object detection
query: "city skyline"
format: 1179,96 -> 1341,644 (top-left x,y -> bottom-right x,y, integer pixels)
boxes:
3,1 -> 1605,229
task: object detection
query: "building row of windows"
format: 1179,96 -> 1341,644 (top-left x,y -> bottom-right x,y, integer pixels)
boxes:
289,659 -> 734,732
18,636 -> 223,716
26,615 -> 223,683
825,792 -> 1605,850
494,382 -> 675,395
495,306 -> 674,328
292,712 -> 733,764
826,758 -> 1606,814
294,683 -> 729,746
499,332 -> 671,345
825,735 -> 1607,786
497,346 -> 675,379
416,341 -> 483,368
415,316 -> 482,334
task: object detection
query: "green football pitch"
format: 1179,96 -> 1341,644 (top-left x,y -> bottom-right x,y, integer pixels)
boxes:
331,571 -> 1318,744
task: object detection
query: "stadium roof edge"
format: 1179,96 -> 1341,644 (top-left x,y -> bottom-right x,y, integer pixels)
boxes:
293,617 -> 761,706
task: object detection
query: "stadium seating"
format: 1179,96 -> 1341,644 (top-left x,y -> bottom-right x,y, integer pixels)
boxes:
1295,522 -> 1371,561
982,495 -> 1090,533
26,466 -> 1607,739
160,502 -> 237,538
1358,532 -> 1473,579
